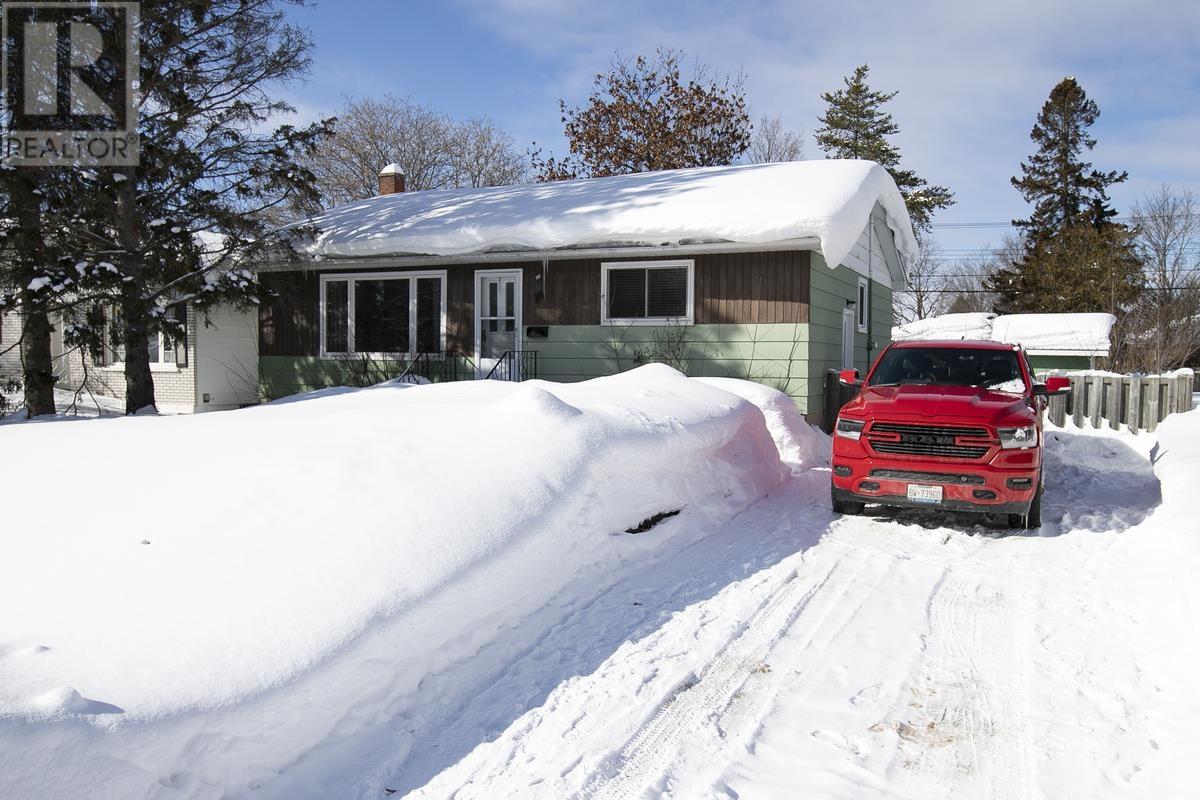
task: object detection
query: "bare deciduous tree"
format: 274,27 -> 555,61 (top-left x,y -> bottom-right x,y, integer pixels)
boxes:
941,234 -> 1020,313
309,95 -> 529,206
1110,185 -> 1200,372
894,233 -> 947,324
448,117 -> 530,191
746,114 -> 804,164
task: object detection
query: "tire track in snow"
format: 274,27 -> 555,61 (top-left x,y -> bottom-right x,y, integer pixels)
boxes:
572,543 -> 868,800
888,567 -> 1036,800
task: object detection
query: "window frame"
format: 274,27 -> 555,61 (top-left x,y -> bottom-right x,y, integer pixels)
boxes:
95,304 -> 187,371
600,259 -> 695,327
319,269 -> 448,358
856,277 -> 869,333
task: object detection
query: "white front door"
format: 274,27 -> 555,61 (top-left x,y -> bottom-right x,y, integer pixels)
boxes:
841,307 -> 856,371
475,270 -> 522,378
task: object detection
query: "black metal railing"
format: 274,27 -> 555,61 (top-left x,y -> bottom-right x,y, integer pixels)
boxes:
484,350 -> 538,382
395,352 -> 462,384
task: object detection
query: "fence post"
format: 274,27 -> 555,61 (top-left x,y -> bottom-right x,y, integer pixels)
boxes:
1128,377 -> 1142,434
1080,376 -> 1089,429
1048,393 -> 1066,427
1088,375 -> 1104,428
1146,378 -> 1162,433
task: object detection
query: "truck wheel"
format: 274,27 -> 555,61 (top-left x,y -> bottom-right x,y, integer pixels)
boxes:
1008,476 -> 1043,530
831,485 -> 865,516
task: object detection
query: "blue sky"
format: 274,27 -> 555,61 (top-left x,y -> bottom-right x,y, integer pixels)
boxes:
282,0 -> 1200,259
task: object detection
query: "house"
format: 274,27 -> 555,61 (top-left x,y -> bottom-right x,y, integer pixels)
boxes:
52,302 -> 260,413
0,308 -> 22,380
257,159 -> 917,419
0,307 -> 71,387
892,311 -> 1116,371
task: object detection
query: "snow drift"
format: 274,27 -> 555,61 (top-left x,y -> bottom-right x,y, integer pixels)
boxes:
0,366 -> 789,797
299,160 -> 918,274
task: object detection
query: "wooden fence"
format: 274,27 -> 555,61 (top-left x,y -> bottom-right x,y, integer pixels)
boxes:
1045,371 -> 1195,433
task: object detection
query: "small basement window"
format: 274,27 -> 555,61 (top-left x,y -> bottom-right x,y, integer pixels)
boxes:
856,277 -> 869,333
601,260 -> 693,326
321,271 -> 446,357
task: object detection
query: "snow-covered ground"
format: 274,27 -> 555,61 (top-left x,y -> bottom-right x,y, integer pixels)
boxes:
1,367 -> 1197,799
0,387 -> 126,423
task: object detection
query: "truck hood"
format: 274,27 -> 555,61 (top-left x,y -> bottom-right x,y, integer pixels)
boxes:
842,384 -> 1035,426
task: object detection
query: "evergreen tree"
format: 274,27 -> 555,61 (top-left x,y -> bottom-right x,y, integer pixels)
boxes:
988,223 -> 1142,314
1010,77 -> 1126,234
66,0 -> 333,413
986,77 -> 1141,314
532,48 -> 751,181
815,64 -> 954,230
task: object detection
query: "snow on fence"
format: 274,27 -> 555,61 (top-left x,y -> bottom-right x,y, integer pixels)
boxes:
1045,370 -> 1195,433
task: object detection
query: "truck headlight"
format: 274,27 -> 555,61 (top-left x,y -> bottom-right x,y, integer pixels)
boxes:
836,417 -> 866,441
998,426 -> 1037,449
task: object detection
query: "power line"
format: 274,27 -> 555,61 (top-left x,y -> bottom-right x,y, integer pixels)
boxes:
930,213 -> 1200,230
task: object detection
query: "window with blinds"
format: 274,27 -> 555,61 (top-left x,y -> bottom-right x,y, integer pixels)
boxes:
602,261 -> 693,325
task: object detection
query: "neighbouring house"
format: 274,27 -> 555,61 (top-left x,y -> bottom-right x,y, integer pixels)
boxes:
54,302 -> 260,413
892,312 -> 1116,371
0,308 -> 23,380
257,159 -> 918,419
0,307 -> 70,385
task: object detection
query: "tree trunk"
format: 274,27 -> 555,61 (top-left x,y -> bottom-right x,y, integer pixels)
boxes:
113,173 -> 156,414
10,172 -> 56,417
120,297 -> 156,414
20,305 -> 56,417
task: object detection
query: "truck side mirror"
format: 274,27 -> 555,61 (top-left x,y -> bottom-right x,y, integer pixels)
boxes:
838,368 -> 861,386
1034,376 -> 1071,397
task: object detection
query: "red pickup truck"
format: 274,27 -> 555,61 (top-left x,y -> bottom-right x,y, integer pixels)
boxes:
830,339 -> 1070,529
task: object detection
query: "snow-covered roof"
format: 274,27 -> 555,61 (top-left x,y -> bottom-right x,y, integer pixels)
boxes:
892,312 -> 1116,356
890,312 -> 994,342
299,160 -> 918,275
990,313 -> 1116,356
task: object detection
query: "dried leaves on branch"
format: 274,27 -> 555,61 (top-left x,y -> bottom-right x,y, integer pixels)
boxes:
532,48 -> 752,181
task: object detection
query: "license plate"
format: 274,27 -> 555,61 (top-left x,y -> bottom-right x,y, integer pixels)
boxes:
906,484 -> 943,504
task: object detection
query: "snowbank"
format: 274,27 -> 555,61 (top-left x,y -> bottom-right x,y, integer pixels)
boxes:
1149,410 -> 1200,509
0,366 -> 786,796
694,378 -> 829,469
299,160 -> 918,274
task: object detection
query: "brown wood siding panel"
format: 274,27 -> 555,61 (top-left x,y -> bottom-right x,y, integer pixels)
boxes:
258,250 -> 814,357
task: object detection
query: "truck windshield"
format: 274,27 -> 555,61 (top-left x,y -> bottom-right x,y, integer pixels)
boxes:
868,347 -> 1027,393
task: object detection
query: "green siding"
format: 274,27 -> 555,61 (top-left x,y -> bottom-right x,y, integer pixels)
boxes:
260,355 -> 474,399
1028,354 -> 1091,372
260,325 -> 811,408
526,323 -> 811,408
807,254 -> 893,416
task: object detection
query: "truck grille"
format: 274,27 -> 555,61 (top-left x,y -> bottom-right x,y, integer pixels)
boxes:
870,469 -> 985,485
867,422 -> 991,460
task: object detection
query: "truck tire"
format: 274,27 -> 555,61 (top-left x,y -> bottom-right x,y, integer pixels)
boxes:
831,485 -> 865,516
1009,475 -> 1043,530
